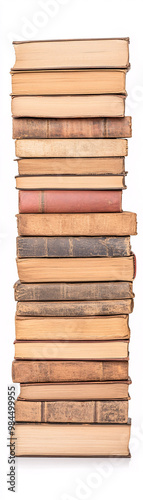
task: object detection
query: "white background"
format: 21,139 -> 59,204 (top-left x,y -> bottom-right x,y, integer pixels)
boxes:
0,0 -> 143,498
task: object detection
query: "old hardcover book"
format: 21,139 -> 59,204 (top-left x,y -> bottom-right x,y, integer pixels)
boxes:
14,340 -> 129,360
11,69 -> 127,95
12,39 -> 130,70
16,236 -> 130,258
14,281 -> 134,302
17,212 -> 137,236
17,157 -> 125,176
15,138 -> 128,158
18,379 -> 131,400
12,421 -> 131,457
16,177 -> 126,190
15,399 -> 128,423
17,189 -> 124,214
16,300 -> 133,317
12,360 -> 129,383
15,315 -> 130,340
16,256 -> 135,282
12,95 -> 126,118
13,117 -> 132,139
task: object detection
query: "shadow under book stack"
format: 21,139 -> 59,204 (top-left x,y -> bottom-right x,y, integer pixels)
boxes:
11,38 -> 137,457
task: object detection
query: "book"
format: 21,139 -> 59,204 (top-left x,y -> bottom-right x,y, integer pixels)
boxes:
16,177 -> 126,190
12,95 -> 126,119
17,212 -> 137,236
18,190 -> 123,213
12,39 -> 130,70
15,315 -> 130,340
14,340 -> 129,360
11,69 -> 127,95
16,300 -> 133,317
16,236 -> 131,258
17,157 -> 125,176
12,421 -> 131,457
12,360 -> 128,382
15,138 -> 128,158
15,399 -> 128,423
14,281 -> 134,302
18,379 -> 131,400
16,256 -> 135,282
12,117 -> 132,139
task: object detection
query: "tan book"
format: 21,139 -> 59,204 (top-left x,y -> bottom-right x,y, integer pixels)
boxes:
12,39 -> 129,70
15,399 -> 128,423
17,157 -> 125,176
16,256 -> 135,283
11,69 -> 127,95
15,315 -> 130,341
16,175 -> 126,190
15,138 -> 128,158
12,360 -> 129,383
12,421 -> 131,456
12,95 -> 125,118
14,340 -> 129,360
18,380 -> 131,400
17,212 -> 137,237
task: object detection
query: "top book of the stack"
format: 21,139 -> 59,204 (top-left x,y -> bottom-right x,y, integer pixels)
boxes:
12,38 -> 130,71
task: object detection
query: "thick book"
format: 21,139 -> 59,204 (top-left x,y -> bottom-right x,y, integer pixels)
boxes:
13,117 -> 132,139
14,281 -> 134,302
16,300 -> 133,317
15,315 -> 130,341
12,95 -> 126,119
16,177 -> 125,190
11,69 -> 127,95
12,39 -> 130,70
12,421 -> 131,457
17,157 -> 125,176
14,340 -> 129,360
17,212 -> 137,236
15,399 -> 128,423
18,379 -> 131,400
16,236 -> 130,258
16,256 -> 135,282
18,190 -> 123,213
12,360 -> 128,383
15,138 -> 128,158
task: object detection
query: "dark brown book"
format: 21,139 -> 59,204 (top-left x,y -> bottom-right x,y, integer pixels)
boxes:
17,212 -> 137,236
12,421 -> 131,457
14,281 -> 134,302
16,299 -> 133,317
16,236 -> 131,258
13,117 -> 132,139
12,360 -> 128,383
15,399 -> 128,423
18,190 -> 122,214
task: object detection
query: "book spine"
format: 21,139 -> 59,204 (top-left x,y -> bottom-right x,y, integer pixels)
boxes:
15,400 -> 128,423
12,360 -> 128,383
17,213 -> 137,236
13,117 -> 132,139
15,138 -> 128,158
16,299 -> 133,317
14,281 -> 134,302
17,236 -> 130,258
18,190 -> 122,214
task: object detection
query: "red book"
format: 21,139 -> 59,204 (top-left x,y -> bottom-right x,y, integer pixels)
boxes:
19,190 -> 122,214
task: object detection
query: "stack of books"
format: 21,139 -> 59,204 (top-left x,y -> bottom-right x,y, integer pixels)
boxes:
11,38 -> 137,457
